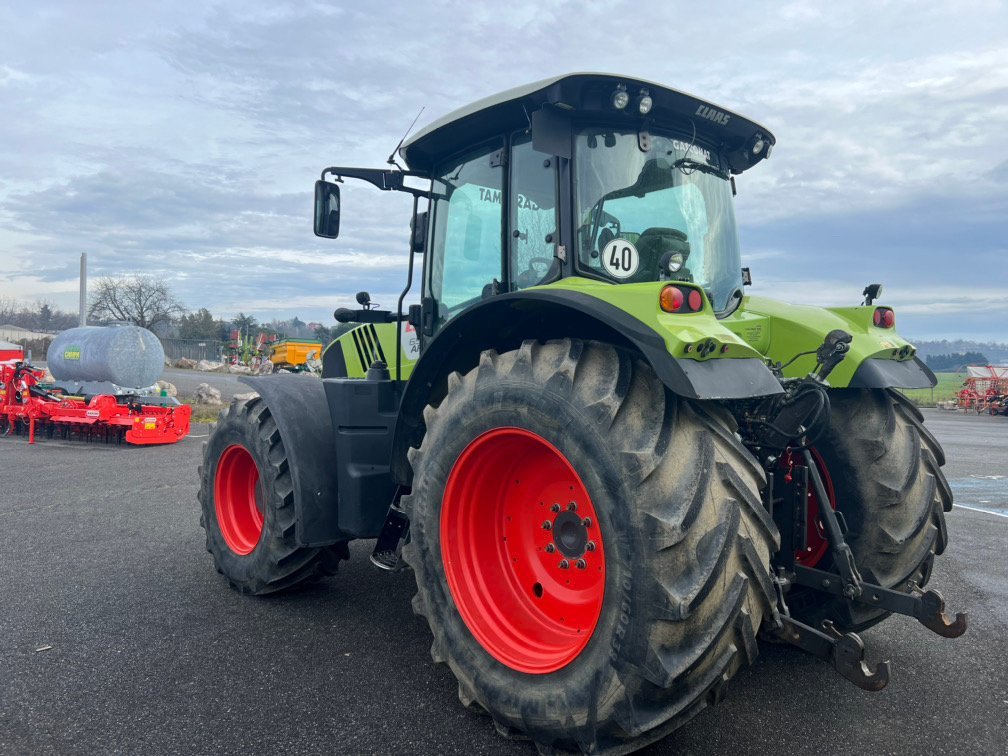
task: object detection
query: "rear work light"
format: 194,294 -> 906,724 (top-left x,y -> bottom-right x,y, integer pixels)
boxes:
873,307 -> 895,328
660,285 -> 704,313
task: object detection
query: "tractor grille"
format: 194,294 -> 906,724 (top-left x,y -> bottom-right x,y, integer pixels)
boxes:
350,324 -> 387,372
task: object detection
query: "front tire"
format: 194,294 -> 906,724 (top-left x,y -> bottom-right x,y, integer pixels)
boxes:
198,395 -> 347,594
403,340 -> 779,753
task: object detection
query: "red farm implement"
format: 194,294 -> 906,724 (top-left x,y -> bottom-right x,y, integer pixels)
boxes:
958,365 -> 1008,413
0,361 -> 191,445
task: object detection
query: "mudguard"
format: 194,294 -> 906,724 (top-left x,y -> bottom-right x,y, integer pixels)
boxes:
849,356 -> 936,389
238,375 -> 346,546
390,289 -> 782,484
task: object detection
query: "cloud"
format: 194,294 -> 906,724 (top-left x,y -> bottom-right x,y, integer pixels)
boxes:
0,0 -> 1005,338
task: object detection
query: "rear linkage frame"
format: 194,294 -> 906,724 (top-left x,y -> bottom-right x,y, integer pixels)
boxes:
739,330 -> 967,691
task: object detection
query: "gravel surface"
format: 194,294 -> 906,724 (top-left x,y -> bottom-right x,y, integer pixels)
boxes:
158,367 -> 247,403
0,410 -> 1004,754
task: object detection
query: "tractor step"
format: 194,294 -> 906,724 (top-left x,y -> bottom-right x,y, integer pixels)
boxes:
370,503 -> 410,571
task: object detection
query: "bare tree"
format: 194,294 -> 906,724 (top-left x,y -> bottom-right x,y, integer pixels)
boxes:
0,297 -> 18,325
88,275 -> 186,330
232,312 -> 258,341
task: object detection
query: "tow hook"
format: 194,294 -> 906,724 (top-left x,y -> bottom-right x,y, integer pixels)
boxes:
771,612 -> 890,691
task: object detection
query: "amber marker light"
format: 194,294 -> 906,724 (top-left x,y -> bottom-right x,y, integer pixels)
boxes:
660,285 -> 685,312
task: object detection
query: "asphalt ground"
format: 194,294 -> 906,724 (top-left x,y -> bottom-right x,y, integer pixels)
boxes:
0,409 -> 1005,755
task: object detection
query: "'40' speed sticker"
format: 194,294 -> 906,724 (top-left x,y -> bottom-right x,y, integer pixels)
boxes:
601,239 -> 639,279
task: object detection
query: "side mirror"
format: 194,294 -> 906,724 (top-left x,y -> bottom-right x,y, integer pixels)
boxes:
314,180 -> 341,238
411,211 -> 428,253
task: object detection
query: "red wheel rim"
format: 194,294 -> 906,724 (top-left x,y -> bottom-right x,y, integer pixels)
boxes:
780,448 -> 836,566
440,428 -> 606,674
215,444 -> 264,555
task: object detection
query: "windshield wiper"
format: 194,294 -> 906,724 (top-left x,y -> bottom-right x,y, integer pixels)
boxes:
671,157 -> 729,180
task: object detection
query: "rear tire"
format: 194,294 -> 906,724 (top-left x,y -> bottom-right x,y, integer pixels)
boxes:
403,340 -> 778,753
198,395 -> 348,594
789,389 -> 952,631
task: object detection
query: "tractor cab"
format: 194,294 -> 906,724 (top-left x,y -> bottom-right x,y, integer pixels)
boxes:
315,73 -> 775,343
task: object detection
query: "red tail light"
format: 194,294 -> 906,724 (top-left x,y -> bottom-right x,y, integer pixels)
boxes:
873,307 -> 895,328
660,285 -> 704,313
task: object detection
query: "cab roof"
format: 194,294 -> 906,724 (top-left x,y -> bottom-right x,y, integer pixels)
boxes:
399,72 -> 776,174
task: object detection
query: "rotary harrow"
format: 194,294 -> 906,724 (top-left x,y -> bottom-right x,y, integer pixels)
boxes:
0,360 -> 191,446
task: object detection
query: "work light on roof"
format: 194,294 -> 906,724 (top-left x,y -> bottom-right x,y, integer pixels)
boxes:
751,133 -> 766,156
636,89 -> 653,115
611,84 -> 629,110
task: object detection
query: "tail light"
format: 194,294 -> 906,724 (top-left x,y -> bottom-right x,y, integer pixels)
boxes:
660,285 -> 704,313
873,307 -> 895,328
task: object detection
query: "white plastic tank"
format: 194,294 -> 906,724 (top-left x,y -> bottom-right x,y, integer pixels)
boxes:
47,325 -> 165,388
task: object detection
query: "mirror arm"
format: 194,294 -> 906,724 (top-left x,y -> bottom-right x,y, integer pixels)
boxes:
320,166 -> 432,198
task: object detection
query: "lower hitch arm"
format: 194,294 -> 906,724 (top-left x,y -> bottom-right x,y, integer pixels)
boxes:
793,565 -> 968,638
795,447 -> 967,638
773,615 -> 890,691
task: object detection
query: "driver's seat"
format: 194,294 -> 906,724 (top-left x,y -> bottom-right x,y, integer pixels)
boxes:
635,227 -> 690,280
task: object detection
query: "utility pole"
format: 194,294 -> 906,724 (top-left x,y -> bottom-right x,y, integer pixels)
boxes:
79,253 -> 87,327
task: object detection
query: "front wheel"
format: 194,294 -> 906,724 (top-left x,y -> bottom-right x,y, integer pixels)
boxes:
403,340 -> 779,753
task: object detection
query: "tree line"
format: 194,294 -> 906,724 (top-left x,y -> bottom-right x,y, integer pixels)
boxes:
0,298 -> 80,333
3,274 -> 349,345
925,352 -> 991,372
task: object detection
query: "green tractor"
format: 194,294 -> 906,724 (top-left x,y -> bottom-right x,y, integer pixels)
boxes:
199,74 -> 966,753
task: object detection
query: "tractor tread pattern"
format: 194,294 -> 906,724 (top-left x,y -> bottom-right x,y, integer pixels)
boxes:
401,339 -> 776,754
198,395 -> 348,595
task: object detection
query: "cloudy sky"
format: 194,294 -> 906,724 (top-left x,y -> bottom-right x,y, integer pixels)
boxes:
1,1 -> 1006,340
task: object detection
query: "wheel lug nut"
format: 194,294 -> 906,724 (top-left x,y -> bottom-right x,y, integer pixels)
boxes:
559,559 -> 569,569
545,543 -> 555,553
567,501 -> 578,511
576,559 -> 587,570
582,517 -> 592,528
542,520 -> 552,530
551,503 -> 561,512
586,541 -> 596,552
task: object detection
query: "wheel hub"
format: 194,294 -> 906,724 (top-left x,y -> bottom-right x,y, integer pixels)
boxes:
549,509 -> 590,558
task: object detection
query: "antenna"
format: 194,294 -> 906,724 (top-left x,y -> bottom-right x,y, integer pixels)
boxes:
387,106 -> 425,169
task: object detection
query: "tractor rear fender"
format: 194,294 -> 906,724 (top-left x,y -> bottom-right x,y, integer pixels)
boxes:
390,289 -> 782,485
237,375 -> 348,546
729,295 -> 937,389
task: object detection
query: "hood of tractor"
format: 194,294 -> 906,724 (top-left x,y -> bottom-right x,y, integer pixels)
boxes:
400,73 -> 775,175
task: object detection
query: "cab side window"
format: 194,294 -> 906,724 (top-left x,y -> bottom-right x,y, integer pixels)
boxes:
428,143 -> 503,327
509,135 -> 558,290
